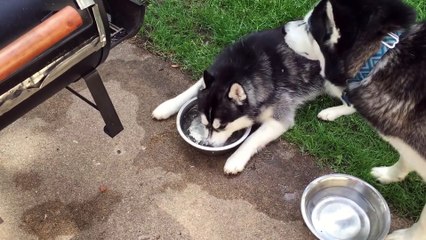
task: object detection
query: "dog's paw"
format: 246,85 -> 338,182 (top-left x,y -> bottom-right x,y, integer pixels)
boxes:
317,108 -> 340,121
208,131 -> 231,147
386,229 -> 409,240
223,154 -> 250,175
386,226 -> 426,240
152,99 -> 179,120
371,167 -> 403,184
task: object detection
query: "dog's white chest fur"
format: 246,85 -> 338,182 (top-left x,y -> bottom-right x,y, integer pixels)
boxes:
284,20 -> 326,77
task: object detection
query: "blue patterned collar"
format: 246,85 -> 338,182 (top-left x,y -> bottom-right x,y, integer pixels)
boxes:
342,32 -> 401,105
351,32 -> 401,81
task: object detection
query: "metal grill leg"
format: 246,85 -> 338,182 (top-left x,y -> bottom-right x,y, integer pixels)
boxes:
83,69 -> 123,137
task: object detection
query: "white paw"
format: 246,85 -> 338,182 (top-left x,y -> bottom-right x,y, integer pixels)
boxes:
152,99 -> 180,120
371,167 -> 402,184
317,108 -> 340,121
208,131 -> 231,147
223,154 -> 250,175
386,226 -> 426,240
386,229 -> 410,240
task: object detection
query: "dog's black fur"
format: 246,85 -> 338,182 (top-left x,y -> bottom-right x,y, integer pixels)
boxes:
310,0 -> 416,87
348,23 -> 426,158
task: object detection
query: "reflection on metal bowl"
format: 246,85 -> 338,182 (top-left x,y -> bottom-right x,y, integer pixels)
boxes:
301,174 -> 391,240
176,97 -> 251,155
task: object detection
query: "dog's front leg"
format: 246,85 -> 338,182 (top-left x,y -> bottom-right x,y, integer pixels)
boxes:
318,80 -> 356,121
386,204 -> 426,240
373,136 -> 426,239
223,118 -> 292,174
152,78 -> 204,120
317,104 -> 356,121
371,158 -> 412,184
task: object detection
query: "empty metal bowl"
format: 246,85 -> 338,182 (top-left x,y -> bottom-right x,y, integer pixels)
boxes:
301,174 -> 391,240
176,97 -> 251,155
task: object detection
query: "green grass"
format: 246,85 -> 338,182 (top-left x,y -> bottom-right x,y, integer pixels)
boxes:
140,0 -> 426,219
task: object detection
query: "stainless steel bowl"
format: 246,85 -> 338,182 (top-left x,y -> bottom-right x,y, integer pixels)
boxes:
176,97 -> 251,155
301,174 -> 391,240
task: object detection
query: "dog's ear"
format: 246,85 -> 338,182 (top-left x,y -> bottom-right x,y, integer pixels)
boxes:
203,70 -> 215,89
228,83 -> 247,105
309,0 -> 333,46
310,0 -> 346,82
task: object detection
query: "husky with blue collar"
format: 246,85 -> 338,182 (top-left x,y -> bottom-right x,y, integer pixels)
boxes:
348,22 -> 426,240
300,0 -> 425,239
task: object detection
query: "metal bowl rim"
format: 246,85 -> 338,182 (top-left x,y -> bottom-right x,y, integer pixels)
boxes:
176,97 -> 251,152
300,173 -> 391,240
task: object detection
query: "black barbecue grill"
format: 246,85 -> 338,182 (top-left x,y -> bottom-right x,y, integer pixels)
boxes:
0,0 -> 145,137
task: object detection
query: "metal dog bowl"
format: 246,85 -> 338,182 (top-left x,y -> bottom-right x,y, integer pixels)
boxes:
176,97 -> 251,155
301,174 -> 391,240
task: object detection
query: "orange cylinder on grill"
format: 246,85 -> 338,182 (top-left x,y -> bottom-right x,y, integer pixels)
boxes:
0,6 -> 83,82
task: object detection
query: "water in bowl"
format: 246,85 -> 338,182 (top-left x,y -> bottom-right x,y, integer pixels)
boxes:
182,105 -> 246,147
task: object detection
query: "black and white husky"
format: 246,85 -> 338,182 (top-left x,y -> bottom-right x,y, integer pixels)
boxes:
153,27 -> 324,174
306,0 -> 425,239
